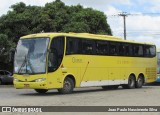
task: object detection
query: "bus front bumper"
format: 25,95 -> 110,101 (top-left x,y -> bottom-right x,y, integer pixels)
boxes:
14,81 -> 48,89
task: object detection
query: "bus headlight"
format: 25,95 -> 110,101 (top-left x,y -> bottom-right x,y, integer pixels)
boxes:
35,78 -> 46,82
14,78 -> 19,82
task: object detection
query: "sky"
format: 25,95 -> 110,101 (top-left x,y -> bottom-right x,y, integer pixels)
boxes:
0,0 -> 160,48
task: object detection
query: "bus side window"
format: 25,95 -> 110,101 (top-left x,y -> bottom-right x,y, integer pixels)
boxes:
48,37 -> 64,72
119,44 -> 125,56
149,46 -> 156,57
109,42 -> 118,55
82,39 -> 95,55
133,45 -> 138,56
125,45 -> 129,56
133,45 -> 143,57
144,45 -> 156,57
138,45 -> 143,56
66,37 -> 80,55
144,46 -> 150,56
96,41 -> 108,55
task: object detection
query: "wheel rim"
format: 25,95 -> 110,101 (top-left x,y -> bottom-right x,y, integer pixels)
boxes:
138,77 -> 143,86
64,80 -> 71,92
129,77 -> 135,87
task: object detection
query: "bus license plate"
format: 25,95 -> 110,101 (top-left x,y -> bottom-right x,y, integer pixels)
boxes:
24,84 -> 30,88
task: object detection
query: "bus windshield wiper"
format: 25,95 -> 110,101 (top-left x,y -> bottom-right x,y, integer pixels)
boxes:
18,55 -> 27,74
18,54 -> 34,74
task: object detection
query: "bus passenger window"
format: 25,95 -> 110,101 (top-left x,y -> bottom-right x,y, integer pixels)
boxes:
82,39 -> 95,55
119,44 -> 125,55
96,41 -> 108,55
133,45 -> 143,56
144,45 -> 156,57
48,37 -> 64,72
138,46 -> 143,56
66,37 -> 80,55
149,46 -> 156,56
109,43 -> 118,55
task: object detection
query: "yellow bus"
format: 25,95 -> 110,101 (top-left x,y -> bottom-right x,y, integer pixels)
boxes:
14,33 -> 157,94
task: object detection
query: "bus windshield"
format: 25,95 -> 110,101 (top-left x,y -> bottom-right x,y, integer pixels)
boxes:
14,38 -> 49,74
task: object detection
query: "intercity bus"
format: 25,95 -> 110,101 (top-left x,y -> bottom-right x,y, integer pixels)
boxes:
157,49 -> 160,82
13,33 -> 157,94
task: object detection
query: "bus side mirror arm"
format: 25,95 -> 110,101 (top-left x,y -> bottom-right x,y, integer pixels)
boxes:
48,49 -> 51,53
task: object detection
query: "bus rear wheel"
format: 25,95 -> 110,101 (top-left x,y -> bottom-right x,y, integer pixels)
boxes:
122,75 -> 136,89
58,77 -> 74,94
136,75 -> 144,88
34,89 -> 48,94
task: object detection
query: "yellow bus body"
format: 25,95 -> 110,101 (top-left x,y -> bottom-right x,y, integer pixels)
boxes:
14,33 -> 157,90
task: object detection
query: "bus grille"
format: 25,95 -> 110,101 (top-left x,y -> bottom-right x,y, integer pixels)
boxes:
146,68 -> 156,79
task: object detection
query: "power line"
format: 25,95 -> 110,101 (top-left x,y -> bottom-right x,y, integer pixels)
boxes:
108,12 -> 160,39
107,12 -> 160,17
118,12 -> 129,40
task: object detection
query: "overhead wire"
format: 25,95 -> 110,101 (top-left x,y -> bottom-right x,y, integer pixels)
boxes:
107,12 -> 160,38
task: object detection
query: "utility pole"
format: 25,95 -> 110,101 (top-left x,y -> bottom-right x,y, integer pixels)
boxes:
118,12 -> 129,40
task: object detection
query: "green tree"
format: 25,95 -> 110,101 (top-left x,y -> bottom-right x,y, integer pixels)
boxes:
0,34 -> 15,62
63,7 -> 112,35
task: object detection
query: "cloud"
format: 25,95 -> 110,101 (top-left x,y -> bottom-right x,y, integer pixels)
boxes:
62,0 -> 132,6
105,6 -> 124,37
62,0 -> 132,12
134,0 -> 160,13
105,6 -> 160,48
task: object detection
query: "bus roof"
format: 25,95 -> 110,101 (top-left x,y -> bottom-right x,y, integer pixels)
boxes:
21,32 -> 155,45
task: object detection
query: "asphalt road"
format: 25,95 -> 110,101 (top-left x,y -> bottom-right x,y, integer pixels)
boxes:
0,83 -> 160,106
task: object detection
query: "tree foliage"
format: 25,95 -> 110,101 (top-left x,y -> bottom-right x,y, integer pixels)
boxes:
0,0 -> 112,65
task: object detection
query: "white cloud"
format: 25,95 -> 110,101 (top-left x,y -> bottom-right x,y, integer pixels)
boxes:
127,15 -> 160,30
105,6 -> 121,15
150,4 -> 160,12
126,15 -> 160,47
105,6 -> 160,48
104,6 -> 124,37
62,0 -> 132,12
62,0 -> 132,6
135,0 -> 160,12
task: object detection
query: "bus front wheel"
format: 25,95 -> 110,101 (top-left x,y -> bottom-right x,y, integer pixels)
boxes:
122,75 -> 136,89
34,89 -> 48,94
58,77 -> 74,94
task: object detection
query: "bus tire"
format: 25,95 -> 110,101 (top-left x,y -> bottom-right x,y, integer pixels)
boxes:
0,79 -> 3,85
136,75 -> 144,88
34,89 -> 48,94
58,77 -> 74,94
102,85 -> 119,90
122,75 -> 136,89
